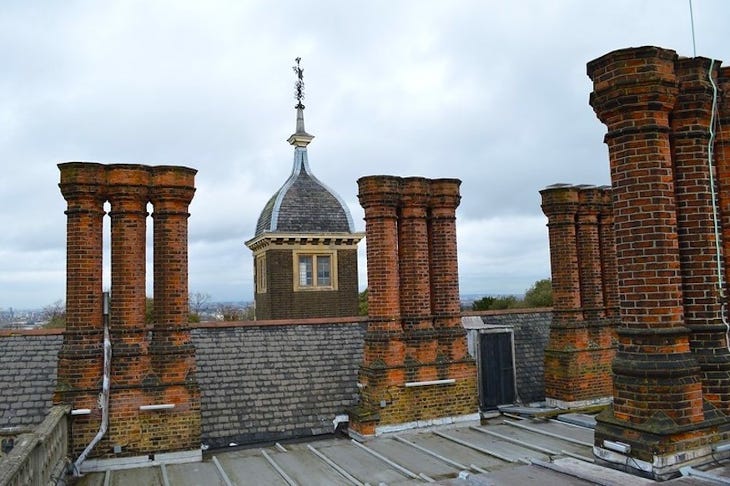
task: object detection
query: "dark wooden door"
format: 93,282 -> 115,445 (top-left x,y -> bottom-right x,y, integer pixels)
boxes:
480,332 -> 515,409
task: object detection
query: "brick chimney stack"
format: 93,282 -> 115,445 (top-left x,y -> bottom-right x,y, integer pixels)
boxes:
429,179 -> 472,372
429,179 -> 464,327
599,187 -> 619,319
149,166 -> 200,453
399,177 -> 432,332
541,185 -> 582,322
672,58 -> 730,415
56,163 -> 107,450
587,46 -> 730,480
719,68 -> 730,290
107,165 -> 151,393
349,175 -> 477,438
577,186 -> 606,321
400,178 -> 438,383
540,184 -> 614,408
353,176 -> 405,434
55,162 -> 200,462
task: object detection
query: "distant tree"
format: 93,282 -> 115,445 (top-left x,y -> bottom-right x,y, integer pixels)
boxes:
41,299 -> 66,328
523,278 -> 552,307
189,292 -> 211,322
145,297 -> 154,324
471,279 -> 552,312
471,295 -> 521,311
358,289 -> 368,316
471,296 -> 497,311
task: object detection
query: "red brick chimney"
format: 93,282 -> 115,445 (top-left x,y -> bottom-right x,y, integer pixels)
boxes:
349,175 -> 477,438
399,177 -> 433,331
429,179 -> 472,376
672,58 -> 730,415
56,162 -> 200,462
352,176 -> 405,436
719,67 -> 730,292
107,165 -> 151,394
577,186 -> 606,320
599,187 -> 619,320
400,178 -> 438,382
149,166 -> 200,451
56,163 -> 107,452
588,46 -> 729,480
540,184 -> 614,408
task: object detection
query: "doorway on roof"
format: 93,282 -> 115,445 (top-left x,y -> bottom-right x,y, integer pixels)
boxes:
479,329 -> 516,410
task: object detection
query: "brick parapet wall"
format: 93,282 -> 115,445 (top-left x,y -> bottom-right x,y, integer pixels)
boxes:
587,46 -> 728,474
56,162 -> 200,459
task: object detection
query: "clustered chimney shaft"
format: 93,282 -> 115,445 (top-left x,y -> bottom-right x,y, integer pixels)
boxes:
540,184 -> 617,408
56,162 -> 200,458
349,176 -> 476,437
558,46 -> 730,479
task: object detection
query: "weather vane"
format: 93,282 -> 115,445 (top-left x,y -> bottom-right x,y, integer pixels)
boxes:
293,57 -> 305,109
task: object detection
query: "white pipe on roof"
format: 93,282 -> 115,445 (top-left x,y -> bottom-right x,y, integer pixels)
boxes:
139,404 -> 175,411
404,379 -> 455,387
73,292 -> 112,475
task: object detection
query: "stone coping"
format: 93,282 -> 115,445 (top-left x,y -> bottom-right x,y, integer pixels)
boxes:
0,328 -> 65,337
0,309 -> 553,336
461,307 -> 552,317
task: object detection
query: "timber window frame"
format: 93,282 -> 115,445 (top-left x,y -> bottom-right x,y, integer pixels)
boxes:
255,254 -> 267,293
293,250 -> 338,291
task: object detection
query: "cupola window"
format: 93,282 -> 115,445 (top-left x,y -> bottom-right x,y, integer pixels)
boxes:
294,251 -> 336,290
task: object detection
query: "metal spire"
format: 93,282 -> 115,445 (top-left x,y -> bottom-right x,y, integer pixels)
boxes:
293,57 -> 305,109
288,57 -> 314,147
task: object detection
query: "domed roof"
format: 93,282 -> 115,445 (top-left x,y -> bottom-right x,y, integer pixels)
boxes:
253,106 -> 355,237
254,147 -> 355,235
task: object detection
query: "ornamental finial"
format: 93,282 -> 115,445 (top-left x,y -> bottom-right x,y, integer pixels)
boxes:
293,57 -> 305,109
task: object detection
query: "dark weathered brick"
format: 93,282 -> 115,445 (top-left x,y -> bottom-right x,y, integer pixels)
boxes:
351,176 -> 477,437
586,46 -> 728,473
56,163 -> 200,459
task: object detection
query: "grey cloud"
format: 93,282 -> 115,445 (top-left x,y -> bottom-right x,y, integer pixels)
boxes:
0,0 -> 726,307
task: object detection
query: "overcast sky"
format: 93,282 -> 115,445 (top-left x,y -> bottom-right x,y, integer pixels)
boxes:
0,0 -> 726,309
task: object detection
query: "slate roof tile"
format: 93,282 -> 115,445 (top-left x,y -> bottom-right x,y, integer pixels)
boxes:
0,334 -> 62,428
0,314 -> 548,446
191,322 -> 366,448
